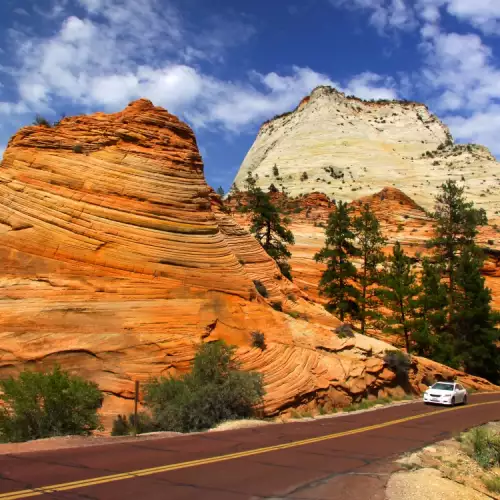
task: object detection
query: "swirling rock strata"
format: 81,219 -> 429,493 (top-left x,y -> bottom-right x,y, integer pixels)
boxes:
0,102 -> 496,427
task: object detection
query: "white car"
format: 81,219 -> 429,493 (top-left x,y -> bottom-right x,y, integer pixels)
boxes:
423,382 -> 468,406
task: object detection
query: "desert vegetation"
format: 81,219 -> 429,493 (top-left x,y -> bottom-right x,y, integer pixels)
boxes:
315,180 -> 500,383
112,341 -> 265,435
240,173 -> 295,280
0,366 -> 103,442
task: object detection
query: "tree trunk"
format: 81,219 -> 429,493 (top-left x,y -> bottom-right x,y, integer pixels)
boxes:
360,250 -> 367,335
338,243 -> 344,322
264,220 -> 271,251
400,299 -> 411,354
447,256 -> 455,331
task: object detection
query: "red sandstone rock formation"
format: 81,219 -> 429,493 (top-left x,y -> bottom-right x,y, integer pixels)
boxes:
0,102 -> 496,428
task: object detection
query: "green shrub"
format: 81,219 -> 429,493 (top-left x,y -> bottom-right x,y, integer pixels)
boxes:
251,331 -> 266,350
143,341 -> 264,433
111,412 -> 157,436
335,323 -> 355,338
483,475 -> 500,493
271,301 -> 283,311
287,311 -> 301,319
111,415 -> 130,436
32,115 -> 51,127
0,366 -> 103,443
253,279 -> 268,297
464,427 -> 500,469
384,350 -> 411,381
72,144 -> 83,154
128,412 -> 157,434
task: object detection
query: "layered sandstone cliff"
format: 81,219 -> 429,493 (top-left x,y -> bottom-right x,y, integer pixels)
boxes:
234,86 -> 500,214
0,101 -> 495,427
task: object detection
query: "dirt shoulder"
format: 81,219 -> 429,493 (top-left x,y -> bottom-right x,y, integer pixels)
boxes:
386,422 -> 500,500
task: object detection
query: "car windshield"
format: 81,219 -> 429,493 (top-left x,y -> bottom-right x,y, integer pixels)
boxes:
431,383 -> 454,391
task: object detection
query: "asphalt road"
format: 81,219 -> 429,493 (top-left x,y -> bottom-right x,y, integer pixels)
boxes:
0,393 -> 499,500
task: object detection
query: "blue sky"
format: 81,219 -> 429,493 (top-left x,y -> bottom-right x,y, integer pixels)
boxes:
0,0 -> 499,191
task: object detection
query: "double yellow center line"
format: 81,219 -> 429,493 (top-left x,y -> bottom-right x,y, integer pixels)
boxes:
1,399 -> 499,500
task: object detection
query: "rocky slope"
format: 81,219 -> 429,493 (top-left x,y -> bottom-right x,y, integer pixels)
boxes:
0,101 -> 495,427
234,86 -> 500,215
229,185 -> 500,323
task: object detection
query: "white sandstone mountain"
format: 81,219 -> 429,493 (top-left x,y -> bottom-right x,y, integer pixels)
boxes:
234,86 -> 499,214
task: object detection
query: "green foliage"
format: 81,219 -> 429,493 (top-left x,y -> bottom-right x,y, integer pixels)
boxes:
253,279 -> 268,298
272,164 -> 279,177
353,204 -> 386,334
271,301 -> 283,311
128,412 -> 156,434
251,331 -> 266,350
0,366 -> 103,443
429,180 -> 487,320
143,341 -> 264,433
241,173 -> 294,280
300,171 -> 308,181
111,415 -> 130,436
463,427 -> 500,469
378,242 -> 419,353
334,323 -> 355,338
483,476 -> 500,493
421,180 -> 499,383
32,114 -> 51,127
111,413 -> 157,436
412,258 -> 450,361
72,144 -> 83,154
384,350 -> 411,382
453,246 -> 500,381
314,201 -> 360,321
216,186 -> 225,197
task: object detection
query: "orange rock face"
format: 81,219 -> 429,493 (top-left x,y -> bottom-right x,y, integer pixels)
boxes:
0,102 -> 496,427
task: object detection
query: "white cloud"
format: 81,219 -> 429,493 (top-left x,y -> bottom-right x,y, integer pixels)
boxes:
343,72 -> 398,99
446,107 -> 500,155
189,67 -> 335,131
329,0 -> 416,33
3,0 -> 389,134
13,8 -> 29,16
441,0 -> 500,35
422,31 -> 500,111
332,0 -> 500,36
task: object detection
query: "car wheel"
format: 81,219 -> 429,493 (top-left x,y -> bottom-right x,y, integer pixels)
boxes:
463,395 -> 468,405
451,397 -> 456,406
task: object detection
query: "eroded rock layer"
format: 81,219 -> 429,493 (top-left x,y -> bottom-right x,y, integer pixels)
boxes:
234,86 -> 500,215
0,102 -> 496,426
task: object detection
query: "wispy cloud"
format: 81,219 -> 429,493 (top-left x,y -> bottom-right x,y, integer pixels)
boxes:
0,0 -> 396,136
328,0 -> 417,33
328,0 -> 500,156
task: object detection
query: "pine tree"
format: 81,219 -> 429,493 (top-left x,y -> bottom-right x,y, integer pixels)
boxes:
423,180 -> 499,382
241,174 -> 295,280
353,204 -> 386,335
314,201 -> 360,321
378,242 -> 419,353
429,180 -> 487,325
229,182 -> 242,208
412,258 -> 449,361
453,246 -> 500,382
216,186 -> 225,197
